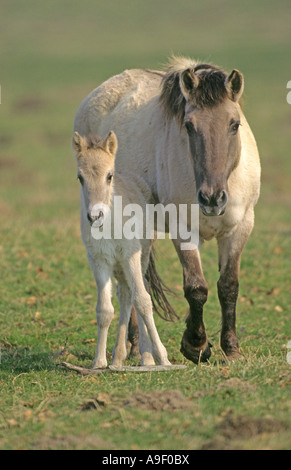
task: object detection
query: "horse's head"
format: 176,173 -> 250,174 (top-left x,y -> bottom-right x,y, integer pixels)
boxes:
160,60 -> 244,217
73,131 -> 117,225
180,65 -> 243,216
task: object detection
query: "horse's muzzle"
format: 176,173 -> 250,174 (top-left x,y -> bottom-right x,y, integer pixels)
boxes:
197,188 -> 228,216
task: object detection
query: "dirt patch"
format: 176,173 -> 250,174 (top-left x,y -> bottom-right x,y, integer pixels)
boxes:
14,96 -> 46,113
0,156 -> 18,169
201,411 -> 288,450
80,393 -> 111,411
31,433 -> 114,450
216,377 -> 256,392
123,390 -> 194,412
218,413 -> 286,440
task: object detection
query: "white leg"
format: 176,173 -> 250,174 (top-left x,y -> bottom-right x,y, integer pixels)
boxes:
125,251 -> 171,366
136,313 -> 155,366
111,280 -> 132,367
89,258 -> 114,369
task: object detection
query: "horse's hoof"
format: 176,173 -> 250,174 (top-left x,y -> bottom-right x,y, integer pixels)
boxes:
222,349 -> 244,362
180,333 -> 212,364
221,333 -> 241,361
229,352 -> 244,362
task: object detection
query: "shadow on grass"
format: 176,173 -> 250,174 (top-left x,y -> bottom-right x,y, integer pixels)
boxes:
0,344 -> 95,374
0,347 -> 57,373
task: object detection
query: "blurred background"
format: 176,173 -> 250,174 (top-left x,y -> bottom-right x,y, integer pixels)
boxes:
1,0 -> 290,227
0,0 -> 290,344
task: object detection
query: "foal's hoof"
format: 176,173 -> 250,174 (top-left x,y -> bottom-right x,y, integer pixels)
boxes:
180,332 -> 212,364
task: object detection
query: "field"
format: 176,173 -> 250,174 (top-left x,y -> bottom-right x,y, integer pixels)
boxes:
0,0 -> 290,450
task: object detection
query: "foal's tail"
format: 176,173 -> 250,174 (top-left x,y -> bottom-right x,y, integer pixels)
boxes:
146,246 -> 178,322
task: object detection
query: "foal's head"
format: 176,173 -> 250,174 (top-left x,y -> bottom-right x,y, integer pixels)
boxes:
73,131 -> 118,225
161,61 -> 244,216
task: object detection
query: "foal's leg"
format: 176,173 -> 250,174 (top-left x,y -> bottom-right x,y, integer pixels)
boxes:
89,259 -> 114,369
111,279 -> 132,367
136,310 -> 155,366
122,253 -> 155,366
173,239 -> 211,364
217,210 -> 254,359
125,251 -> 170,366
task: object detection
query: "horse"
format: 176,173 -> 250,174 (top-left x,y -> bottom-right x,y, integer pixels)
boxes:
73,56 -> 261,364
72,130 -> 171,368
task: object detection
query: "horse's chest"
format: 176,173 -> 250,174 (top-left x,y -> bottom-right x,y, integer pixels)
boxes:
199,215 -> 235,240
199,218 -> 224,240
199,204 -> 243,240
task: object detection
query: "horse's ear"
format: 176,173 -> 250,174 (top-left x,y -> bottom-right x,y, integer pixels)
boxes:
104,130 -> 118,157
225,69 -> 244,102
73,131 -> 86,156
180,69 -> 199,101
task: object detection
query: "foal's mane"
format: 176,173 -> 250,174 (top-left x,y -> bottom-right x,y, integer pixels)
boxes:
159,56 -> 229,125
85,134 -> 106,151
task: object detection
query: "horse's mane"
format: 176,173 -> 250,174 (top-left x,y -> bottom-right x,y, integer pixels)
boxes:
159,56 -> 229,125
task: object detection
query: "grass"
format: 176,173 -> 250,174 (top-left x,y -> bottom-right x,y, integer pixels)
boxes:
0,0 -> 290,450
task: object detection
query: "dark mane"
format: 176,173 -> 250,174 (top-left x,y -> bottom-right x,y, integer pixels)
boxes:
159,58 -> 228,125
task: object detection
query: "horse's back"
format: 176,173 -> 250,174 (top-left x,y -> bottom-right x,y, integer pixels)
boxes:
115,172 -> 153,208
74,69 -> 162,136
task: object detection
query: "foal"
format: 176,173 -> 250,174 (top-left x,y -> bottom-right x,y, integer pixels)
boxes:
73,130 -> 170,368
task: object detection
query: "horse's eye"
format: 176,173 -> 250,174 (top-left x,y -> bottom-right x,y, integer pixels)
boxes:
184,121 -> 195,135
77,174 -> 84,185
107,172 -> 113,183
230,120 -> 241,134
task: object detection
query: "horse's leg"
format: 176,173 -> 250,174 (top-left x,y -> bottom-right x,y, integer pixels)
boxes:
111,280 -> 132,367
173,240 -> 211,364
217,210 -> 254,359
125,251 -> 170,366
89,260 -> 114,369
127,306 -> 140,358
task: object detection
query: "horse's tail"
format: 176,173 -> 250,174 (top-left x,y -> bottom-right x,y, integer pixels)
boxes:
145,246 -> 178,322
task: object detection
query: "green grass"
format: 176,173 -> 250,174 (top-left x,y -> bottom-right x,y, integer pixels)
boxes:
0,0 -> 290,450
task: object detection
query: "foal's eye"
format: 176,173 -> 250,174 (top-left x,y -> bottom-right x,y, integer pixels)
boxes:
77,174 -> 84,185
107,172 -> 113,183
230,120 -> 241,134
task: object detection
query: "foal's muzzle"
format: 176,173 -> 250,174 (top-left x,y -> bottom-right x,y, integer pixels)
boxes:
197,188 -> 228,216
87,209 -> 104,227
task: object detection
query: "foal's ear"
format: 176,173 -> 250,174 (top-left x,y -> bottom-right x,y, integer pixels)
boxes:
104,130 -> 118,157
73,131 -> 86,156
225,69 -> 244,102
180,69 -> 200,101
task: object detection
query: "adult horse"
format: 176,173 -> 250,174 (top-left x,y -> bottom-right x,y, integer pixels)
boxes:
73,56 -> 261,364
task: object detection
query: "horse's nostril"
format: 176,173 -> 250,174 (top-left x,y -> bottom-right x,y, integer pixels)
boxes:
216,190 -> 228,207
87,212 -> 93,223
98,210 -> 104,219
197,189 -> 210,206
